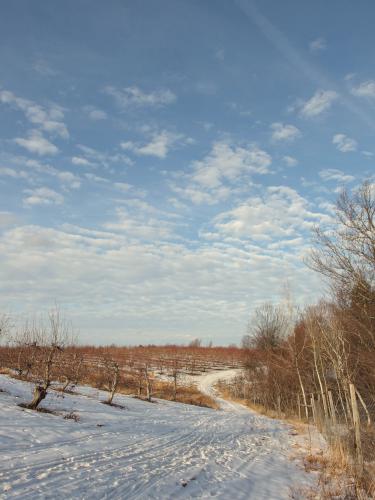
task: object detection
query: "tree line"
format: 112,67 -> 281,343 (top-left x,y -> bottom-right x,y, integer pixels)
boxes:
224,182 -> 374,495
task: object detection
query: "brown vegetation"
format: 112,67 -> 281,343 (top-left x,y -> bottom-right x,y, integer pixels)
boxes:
223,182 -> 375,498
0,334 -> 241,410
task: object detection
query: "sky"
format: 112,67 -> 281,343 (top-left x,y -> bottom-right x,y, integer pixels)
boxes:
0,0 -> 374,345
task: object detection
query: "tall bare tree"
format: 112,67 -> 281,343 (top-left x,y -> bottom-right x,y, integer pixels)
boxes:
248,303 -> 288,350
309,181 -> 375,310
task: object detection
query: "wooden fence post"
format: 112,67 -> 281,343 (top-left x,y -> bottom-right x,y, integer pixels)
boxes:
349,383 -> 363,473
355,387 -> 371,427
315,397 -> 324,431
311,394 -> 316,425
328,390 -> 337,427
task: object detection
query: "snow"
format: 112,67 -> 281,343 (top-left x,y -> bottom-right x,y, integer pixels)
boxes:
0,372 -> 320,499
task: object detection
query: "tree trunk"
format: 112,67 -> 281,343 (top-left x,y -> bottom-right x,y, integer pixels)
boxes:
107,369 -> 119,405
27,385 -> 47,409
61,377 -> 70,392
145,369 -> 152,402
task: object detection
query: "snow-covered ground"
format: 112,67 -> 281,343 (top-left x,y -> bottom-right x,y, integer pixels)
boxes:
0,371 -> 320,499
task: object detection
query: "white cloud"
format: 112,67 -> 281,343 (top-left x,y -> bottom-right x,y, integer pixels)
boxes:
104,85 -> 176,108
309,37 -> 326,52
0,220 -> 323,343
23,187 -> 64,206
14,130 -> 59,156
121,130 -> 189,159
113,182 -> 134,192
0,156 -> 81,191
362,150 -> 374,158
350,80 -> 375,98
0,89 -> 68,138
191,142 -> 271,189
319,168 -> 355,183
300,89 -> 338,117
213,186 -> 327,240
72,156 -> 92,166
169,141 -> 271,205
104,207 -> 175,240
0,166 -> 29,179
83,106 -> 107,120
282,155 -> 298,167
121,130 -> 183,159
137,133 -> 172,158
33,59 -> 58,77
113,182 -> 147,198
332,133 -> 357,153
270,122 -> 301,141
171,184 -> 231,205
85,173 -> 109,183
76,144 -> 133,168
56,171 -> 81,189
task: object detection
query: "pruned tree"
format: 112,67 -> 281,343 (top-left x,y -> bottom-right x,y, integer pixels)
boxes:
135,365 -> 144,397
143,362 -> 153,402
59,352 -> 85,392
19,309 -> 72,410
102,357 -> 120,405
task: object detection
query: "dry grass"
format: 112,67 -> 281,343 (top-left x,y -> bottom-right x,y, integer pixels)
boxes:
0,367 -> 12,375
63,411 -> 80,422
81,370 -> 219,410
152,380 -> 219,409
114,380 -> 218,409
292,445 -> 375,499
216,383 -> 284,419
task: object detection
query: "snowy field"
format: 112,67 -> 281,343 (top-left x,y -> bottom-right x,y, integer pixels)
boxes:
0,371 -> 320,499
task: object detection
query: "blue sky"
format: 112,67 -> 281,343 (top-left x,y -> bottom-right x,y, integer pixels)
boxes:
0,0 -> 374,345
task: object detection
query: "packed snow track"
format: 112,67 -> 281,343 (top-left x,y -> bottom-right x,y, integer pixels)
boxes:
0,372 -> 315,499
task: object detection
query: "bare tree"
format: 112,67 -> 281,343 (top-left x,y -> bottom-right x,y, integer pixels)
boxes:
60,352 -> 85,392
102,357 -> 120,405
188,338 -> 202,348
241,334 -> 253,350
309,181 -> 375,309
143,362 -> 153,402
248,303 -> 288,350
19,309 -> 72,410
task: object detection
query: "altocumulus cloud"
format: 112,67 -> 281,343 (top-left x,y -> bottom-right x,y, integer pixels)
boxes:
14,130 -> 59,156
300,89 -> 338,117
